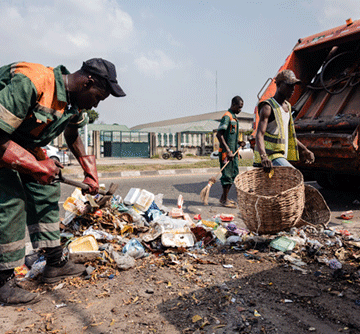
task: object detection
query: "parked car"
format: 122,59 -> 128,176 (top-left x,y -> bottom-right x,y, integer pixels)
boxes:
210,142 -> 253,160
42,145 -> 70,165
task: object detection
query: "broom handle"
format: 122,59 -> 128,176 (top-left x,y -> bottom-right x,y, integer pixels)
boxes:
213,146 -> 242,179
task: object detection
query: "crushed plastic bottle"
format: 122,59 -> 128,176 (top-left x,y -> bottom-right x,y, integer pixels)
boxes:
25,256 -> 46,279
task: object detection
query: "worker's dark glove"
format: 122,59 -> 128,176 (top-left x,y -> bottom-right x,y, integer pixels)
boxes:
78,155 -> 99,195
260,154 -> 273,173
299,149 -> 315,164
0,141 -> 62,184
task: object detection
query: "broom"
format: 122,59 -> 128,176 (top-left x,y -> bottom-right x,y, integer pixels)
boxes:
200,147 -> 241,205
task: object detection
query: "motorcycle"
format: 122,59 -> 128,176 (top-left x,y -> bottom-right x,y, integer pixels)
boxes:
162,147 -> 183,160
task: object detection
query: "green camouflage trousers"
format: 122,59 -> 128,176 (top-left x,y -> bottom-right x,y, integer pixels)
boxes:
0,168 -> 61,270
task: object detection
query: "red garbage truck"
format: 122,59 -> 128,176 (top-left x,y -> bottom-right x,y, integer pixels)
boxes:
253,18 -> 360,190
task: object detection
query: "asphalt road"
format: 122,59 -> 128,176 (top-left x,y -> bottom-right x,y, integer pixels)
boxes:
59,172 -> 360,237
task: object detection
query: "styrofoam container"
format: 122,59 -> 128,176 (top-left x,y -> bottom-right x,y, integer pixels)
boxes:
134,189 -> 154,212
68,235 -> 99,252
68,235 -> 100,263
124,188 -> 141,205
69,250 -> 101,263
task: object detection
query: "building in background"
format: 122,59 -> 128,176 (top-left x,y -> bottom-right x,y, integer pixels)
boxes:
52,111 -> 253,158
131,110 -> 253,156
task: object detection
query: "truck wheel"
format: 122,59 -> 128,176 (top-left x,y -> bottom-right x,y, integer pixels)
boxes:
316,172 -> 360,191
162,153 -> 170,159
315,173 -> 333,189
328,174 -> 360,191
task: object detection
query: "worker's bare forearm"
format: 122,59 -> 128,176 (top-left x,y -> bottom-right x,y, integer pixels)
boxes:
297,138 -> 308,152
255,131 -> 267,156
216,131 -> 231,153
64,127 -> 86,159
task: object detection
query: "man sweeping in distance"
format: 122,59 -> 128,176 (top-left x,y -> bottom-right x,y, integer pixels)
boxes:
216,96 -> 244,208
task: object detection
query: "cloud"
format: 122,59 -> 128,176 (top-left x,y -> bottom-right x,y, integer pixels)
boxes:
204,69 -> 216,81
0,0 -> 135,65
165,32 -> 182,47
134,50 -> 178,79
317,0 -> 360,28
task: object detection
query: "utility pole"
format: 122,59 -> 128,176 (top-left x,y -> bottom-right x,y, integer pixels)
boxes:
215,70 -> 218,111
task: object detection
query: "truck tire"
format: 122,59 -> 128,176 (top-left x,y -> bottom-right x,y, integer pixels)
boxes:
316,172 -> 360,191
315,172 -> 333,189
328,174 -> 360,191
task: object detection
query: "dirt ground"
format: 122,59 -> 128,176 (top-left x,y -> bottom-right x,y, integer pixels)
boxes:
2,174 -> 360,334
1,222 -> 360,334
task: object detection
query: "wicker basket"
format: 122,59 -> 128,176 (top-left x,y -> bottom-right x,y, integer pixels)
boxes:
235,167 -> 305,234
295,184 -> 331,228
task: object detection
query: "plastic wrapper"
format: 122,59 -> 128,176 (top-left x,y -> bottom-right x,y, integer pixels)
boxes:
270,236 -> 296,252
143,201 -> 163,222
83,226 -> 115,241
122,238 -> 146,259
103,244 -> 135,270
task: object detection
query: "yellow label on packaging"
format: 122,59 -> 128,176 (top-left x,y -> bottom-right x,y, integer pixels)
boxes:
201,220 -> 218,229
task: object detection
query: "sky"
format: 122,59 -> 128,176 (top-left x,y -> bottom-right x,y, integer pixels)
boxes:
0,0 -> 359,128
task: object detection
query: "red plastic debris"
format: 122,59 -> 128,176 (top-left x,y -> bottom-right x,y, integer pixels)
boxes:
338,229 -> 351,236
341,210 -> 354,220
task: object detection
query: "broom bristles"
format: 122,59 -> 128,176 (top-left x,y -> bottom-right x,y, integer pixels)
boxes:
200,179 -> 216,205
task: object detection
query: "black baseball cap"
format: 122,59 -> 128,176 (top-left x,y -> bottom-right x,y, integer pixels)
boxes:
81,58 -> 126,97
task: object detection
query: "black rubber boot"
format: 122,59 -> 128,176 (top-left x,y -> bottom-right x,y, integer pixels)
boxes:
0,273 -> 40,306
42,261 -> 85,284
42,246 -> 85,284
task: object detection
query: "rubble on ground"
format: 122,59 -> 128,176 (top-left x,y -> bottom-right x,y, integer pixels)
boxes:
16,186 -> 360,288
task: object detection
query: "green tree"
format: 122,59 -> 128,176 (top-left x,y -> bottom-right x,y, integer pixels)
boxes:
85,109 -> 99,124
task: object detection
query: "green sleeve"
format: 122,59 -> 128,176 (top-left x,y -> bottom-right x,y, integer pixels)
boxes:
0,73 -> 37,134
218,115 -> 230,131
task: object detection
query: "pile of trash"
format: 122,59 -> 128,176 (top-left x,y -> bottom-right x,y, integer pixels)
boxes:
15,186 -> 360,283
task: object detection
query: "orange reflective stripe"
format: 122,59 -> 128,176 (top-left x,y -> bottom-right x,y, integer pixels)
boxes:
14,62 -> 66,115
223,111 -> 235,122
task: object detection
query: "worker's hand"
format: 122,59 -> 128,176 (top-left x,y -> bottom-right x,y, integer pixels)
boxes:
226,151 -> 235,161
34,158 -> 63,184
300,149 -> 315,164
261,155 -> 273,173
79,155 -> 99,195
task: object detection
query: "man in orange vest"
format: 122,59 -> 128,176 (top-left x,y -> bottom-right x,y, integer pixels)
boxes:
0,58 -> 125,305
216,96 -> 244,208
